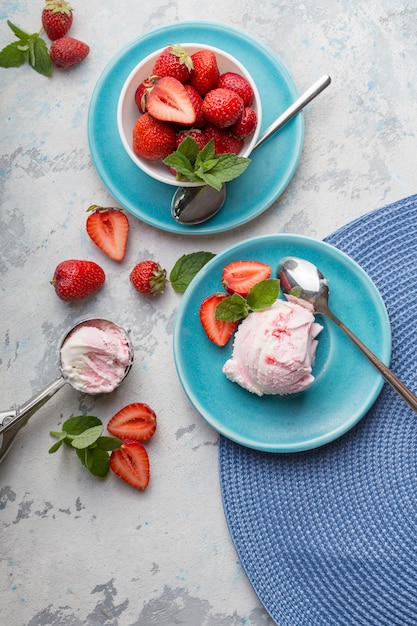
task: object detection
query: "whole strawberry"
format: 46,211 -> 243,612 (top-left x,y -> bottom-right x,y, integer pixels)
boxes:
189,49 -> 220,96
176,128 -> 208,151
51,260 -> 105,301
132,113 -> 176,161
42,0 -> 73,41
50,36 -> 90,69
134,76 -> 155,113
217,72 -> 254,107
204,125 -> 243,155
202,88 -> 244,128
230,106 -> 258,139
130,260 -> 167,296
152,44 -> 193,83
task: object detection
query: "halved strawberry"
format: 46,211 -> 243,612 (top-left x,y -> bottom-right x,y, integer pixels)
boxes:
146,76 -> 196,125
107,403 -> 157,441
110,441 -> 150,490
86,205 -> 129,262
199,293 -> 238,346
221,260 -> 272,297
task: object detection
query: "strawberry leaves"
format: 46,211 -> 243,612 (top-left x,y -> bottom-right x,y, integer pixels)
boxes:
0,20 -> 52,76
163,137 -> 250,191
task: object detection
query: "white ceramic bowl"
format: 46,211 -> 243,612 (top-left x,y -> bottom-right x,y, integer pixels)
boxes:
117,43 -> 262,187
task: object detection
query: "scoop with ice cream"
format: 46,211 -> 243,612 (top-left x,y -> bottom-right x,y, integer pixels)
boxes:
0,318 -> 133,462
223,299 -> 322,396
60,318 -> 132,393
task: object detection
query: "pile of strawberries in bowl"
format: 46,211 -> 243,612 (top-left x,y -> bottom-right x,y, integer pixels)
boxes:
117,43 -> 262,187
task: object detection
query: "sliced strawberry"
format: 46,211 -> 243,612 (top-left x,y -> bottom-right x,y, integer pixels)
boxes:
107,403 -> 157,441
199,293 -> 238,346
86,205 -> 129,261
110,441 -> 150,490
221,260 -> 272,297
146,76 -> 196,125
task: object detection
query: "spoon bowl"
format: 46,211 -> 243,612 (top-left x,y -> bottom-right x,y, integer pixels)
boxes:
0,318 -> 134,462
277,256 -> 417,413
171,74 -> 331,224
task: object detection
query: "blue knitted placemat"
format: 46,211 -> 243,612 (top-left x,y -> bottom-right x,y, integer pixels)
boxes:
219,194 -> 417,626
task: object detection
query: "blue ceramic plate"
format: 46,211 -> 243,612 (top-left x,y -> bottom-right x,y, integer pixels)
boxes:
173,234 -> 392,452
87,21 -> 303,235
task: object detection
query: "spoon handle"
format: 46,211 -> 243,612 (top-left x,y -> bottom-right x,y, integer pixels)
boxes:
254,74 -> 331,151
324,307 -> 417,413
0,376 -> 67,462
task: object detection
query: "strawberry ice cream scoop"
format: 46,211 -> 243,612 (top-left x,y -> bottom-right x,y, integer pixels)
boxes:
60,319 -> 133,394
222,299 -> 323,396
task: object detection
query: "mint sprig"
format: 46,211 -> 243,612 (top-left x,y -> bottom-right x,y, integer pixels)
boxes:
170,251 -> 216,292
163,137 -> 251,191
49,415 -> 122,478
0,20 -> 52,77
215,278 -> 280,322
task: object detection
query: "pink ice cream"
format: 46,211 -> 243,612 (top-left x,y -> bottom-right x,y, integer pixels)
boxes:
60,319 -> 132,394
222,299 -> 322,396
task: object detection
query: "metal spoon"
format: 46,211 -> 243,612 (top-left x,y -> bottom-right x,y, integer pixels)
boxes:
171,74 -> 331,225
277,256 -> 417,413
0,318 -> 134,462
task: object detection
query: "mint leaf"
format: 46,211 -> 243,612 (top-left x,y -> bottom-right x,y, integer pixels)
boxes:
163,138 -> 251,190
48,433 -> 67,454
215,279 -> 281,323
246,279 -> 280,311
196,139 -> 215,162
215,293 -> 249,322
0,21 -> 52,76
170,251 -> 216,292
50,415 -> 122,480
77,447 -> 111,478
32,36 -> 52,77
164,151 -> 194,179
71,425 -> 103,450
63,415 -> 102,435
0,42 -> 27,67
7,20 -> 31,40
95,436 -> 122,451
177,135 -> 201,163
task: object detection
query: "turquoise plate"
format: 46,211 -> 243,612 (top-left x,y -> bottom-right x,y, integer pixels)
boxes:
87,21 -> 303,235
173,234 -> 392,452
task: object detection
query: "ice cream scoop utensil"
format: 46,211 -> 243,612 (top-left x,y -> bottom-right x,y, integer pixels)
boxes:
0,318 -> 134,462
277,256 -> 417,413
171,74 -> 331,225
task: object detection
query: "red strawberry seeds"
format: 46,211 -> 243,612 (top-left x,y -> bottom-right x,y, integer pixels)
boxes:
42,0 -> 73,41
221,260 -> 272,298
199,293 -> 238,346
132,113 -> 176,161
49,36 -> 89,69
85,206 -> 129,262
152,44 -> 193,83
130,260 -> 167,296
107,403 -> 157,442
51,259 -> 105,301
110,441 -> 150,490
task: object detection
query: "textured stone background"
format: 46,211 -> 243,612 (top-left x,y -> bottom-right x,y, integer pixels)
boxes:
1,1 -> 416,624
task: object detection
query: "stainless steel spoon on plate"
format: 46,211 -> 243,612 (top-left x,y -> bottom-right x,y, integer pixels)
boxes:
171,74 -> 331,225
0,318 -> 134,462
277,256 -> 417,413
